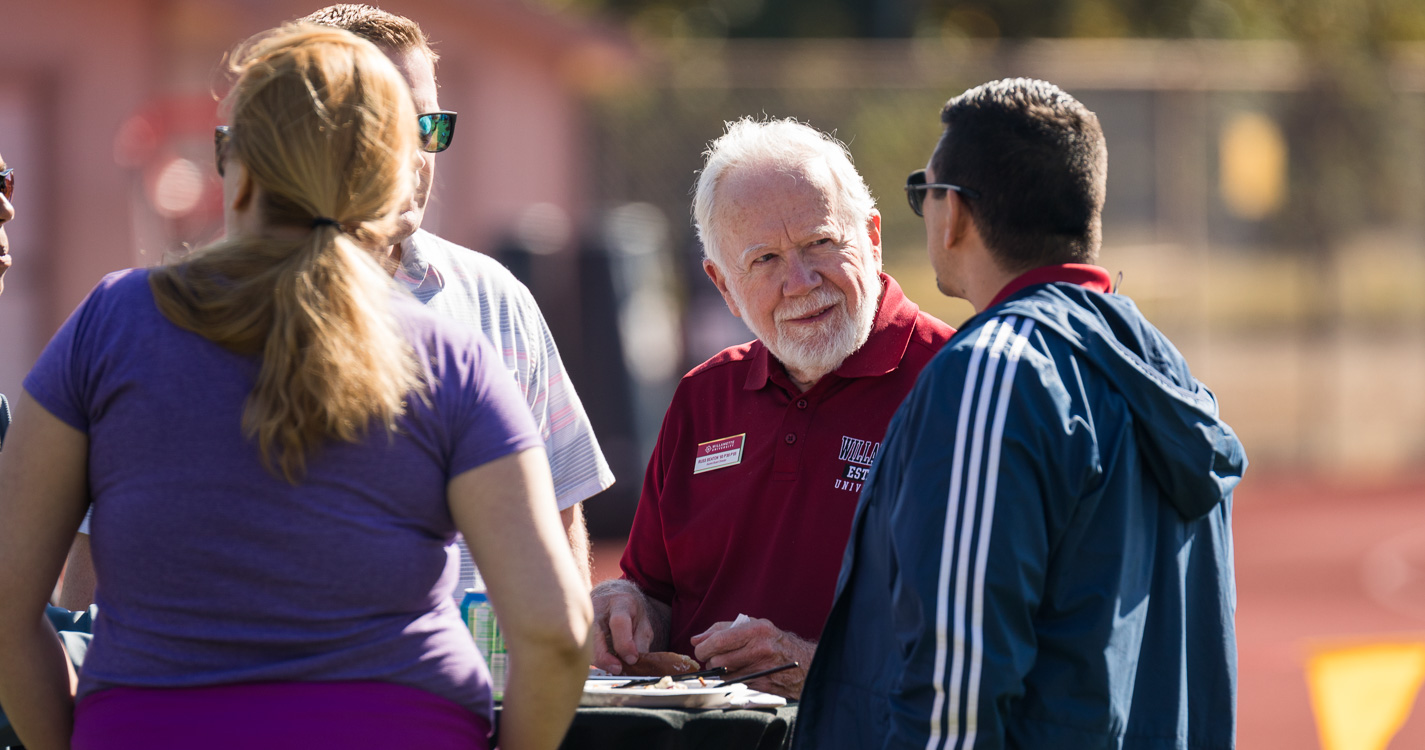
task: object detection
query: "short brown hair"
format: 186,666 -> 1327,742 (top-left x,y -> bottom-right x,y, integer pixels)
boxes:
299,4 -> 438,62
931,78 -> 1106,273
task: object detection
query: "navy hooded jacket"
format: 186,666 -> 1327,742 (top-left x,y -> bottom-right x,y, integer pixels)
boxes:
795,273 -> 1246,750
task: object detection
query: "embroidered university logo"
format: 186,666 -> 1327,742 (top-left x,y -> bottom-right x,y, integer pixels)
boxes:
834,435 -> 880,493
694,434 -> 746,474
838,436 -> 880,466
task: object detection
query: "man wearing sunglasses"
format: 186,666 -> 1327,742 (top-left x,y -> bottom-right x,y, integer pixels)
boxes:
57,6 -> 613,610
592,118 -> 955,698
795,79 -> 1245,750
298,5 -> 613,594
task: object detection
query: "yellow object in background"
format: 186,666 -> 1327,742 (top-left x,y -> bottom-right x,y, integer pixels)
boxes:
1219,111 -> 1288,221
1307,641 -> 1425,750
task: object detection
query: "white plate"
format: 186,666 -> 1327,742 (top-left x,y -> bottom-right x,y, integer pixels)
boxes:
579,679 -> 744,708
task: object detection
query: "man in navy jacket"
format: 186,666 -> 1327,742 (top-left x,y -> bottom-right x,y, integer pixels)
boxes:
795,78 -> 1246,750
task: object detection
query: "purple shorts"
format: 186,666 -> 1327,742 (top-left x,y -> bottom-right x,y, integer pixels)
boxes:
72,680 -> 491,750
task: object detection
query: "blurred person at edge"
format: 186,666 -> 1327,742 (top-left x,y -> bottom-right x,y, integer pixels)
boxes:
795,78 -> 1246,749
55,2 -> 615,609
0,25 -> 591,750
591,118 -> 956,698
0,151 -> 13,447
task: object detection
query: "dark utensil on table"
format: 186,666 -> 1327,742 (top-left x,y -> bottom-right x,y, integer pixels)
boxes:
616,665 -> 728,688
718,661 -> 798,686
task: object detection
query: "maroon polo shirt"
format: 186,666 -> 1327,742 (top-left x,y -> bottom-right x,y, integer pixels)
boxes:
621,274 -> 956,656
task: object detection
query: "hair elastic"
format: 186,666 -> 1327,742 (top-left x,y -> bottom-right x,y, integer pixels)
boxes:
311,217 -> 341,229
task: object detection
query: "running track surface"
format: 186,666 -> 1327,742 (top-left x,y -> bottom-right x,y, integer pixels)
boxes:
590,472 -> 1425,749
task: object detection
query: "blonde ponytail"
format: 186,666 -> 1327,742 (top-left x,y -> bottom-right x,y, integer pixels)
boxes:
150,24 -> 422,482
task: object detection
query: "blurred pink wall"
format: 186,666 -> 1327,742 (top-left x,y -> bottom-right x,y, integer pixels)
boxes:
0,0 -> 635,399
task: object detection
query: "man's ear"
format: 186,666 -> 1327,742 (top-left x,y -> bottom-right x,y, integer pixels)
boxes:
702,257 -> 742,319
865,209 -> 882,264
947,192 -> 973,251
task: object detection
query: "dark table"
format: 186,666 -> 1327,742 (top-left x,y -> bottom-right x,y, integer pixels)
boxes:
496,703 -> 798,750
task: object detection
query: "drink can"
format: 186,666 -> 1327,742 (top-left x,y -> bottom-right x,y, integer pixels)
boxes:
461,588 -> 508,701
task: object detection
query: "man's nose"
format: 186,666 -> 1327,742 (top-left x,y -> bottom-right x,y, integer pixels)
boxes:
782,251 -> 821,296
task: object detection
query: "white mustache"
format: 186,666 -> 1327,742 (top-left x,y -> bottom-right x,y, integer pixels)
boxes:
775,291 -> 844,323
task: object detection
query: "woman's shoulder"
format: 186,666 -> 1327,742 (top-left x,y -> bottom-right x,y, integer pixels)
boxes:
77,267 -> 158,311
61,268 -> 162,334
94,267 -> 152,292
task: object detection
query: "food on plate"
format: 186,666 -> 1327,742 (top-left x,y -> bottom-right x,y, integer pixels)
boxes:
623,651 -> 700,677
621,675 -> 711,691
637,676 -> 684,691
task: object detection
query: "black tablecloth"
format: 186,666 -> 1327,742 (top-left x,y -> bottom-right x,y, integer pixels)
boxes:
497,703 -> 798,750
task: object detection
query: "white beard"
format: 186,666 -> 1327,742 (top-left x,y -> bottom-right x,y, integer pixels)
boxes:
733,263 -> 882,384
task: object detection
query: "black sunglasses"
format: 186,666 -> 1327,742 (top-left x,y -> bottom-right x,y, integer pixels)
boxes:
905,169 -> 980,217
0,167 -> 12,202
417,111 -> 457,153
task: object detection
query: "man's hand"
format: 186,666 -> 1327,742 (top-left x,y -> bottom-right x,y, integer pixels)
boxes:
690,616 -> 815,699
590,579 -> 669,675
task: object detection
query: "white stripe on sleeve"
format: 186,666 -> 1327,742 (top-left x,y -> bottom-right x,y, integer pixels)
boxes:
945,318 -> 1019,747
926,319 -> 1001,750
925,317 -> 1035,750
961,318 -> 1036,749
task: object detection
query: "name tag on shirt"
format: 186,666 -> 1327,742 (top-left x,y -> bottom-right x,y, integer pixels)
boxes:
694,434 -> 745,474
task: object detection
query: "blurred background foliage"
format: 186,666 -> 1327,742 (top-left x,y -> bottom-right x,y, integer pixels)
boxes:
557,0 -> 1416,259
531,0 -> 1425,41
543,0 -> 1422,266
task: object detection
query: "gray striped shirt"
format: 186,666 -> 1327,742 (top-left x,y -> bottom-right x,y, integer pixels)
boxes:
397,230 -> 614,595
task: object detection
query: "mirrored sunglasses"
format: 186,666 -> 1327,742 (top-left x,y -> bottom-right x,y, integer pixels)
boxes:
417,111 -> 457,153
904,169 -> 980,217
214,112 -> 457,177
0,167 -> 12,202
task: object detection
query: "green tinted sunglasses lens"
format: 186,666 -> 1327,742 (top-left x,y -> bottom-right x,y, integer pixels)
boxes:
417,112 -> 456,153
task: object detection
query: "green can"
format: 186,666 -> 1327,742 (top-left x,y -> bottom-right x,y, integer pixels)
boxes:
461,588 -> 508,701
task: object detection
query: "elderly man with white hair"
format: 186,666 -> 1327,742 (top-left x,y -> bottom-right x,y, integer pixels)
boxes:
590,118 -> 955,698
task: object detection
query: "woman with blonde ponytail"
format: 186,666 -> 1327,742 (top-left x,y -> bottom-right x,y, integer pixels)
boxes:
0,25 -> 591,750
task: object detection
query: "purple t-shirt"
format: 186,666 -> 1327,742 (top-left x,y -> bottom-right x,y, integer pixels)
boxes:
24,269 -> 543,720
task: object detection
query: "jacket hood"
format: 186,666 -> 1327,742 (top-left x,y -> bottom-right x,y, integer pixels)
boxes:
994,283 -> 1246,520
